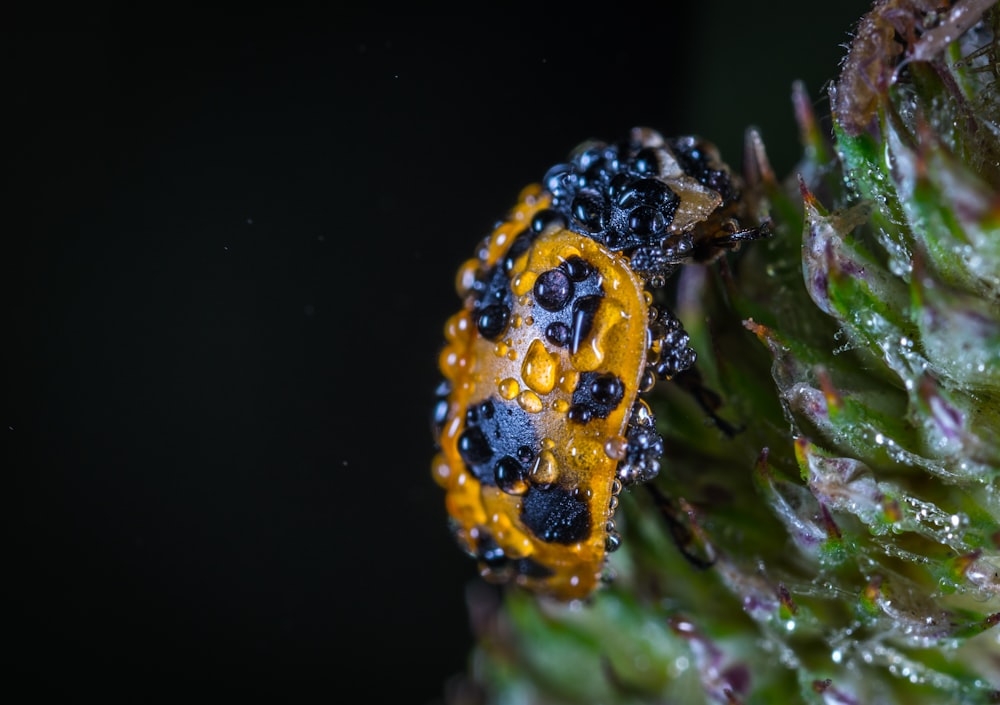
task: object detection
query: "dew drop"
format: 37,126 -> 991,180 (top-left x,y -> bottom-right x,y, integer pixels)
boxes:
477,304 -> 510,340
604,437 -> 628,460
517,390 -> 543,413
498,378 -> 520,400
531,450 -> 558,486
534,269 -> 574,311
521,338 -> 558,394
495,456 -> 530,495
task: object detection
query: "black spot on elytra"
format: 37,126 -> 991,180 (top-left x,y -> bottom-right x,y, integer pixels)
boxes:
513,556 -> 555,579
522,255 -> 604,352
468,227 -> 541,341
569,371 -> 624,422
457,397 -> 538,488
521,486 -> 591,544
457,426 -> 492,466
502,228 -> 537,273
473,532 -> 555,579
474,533 -> 507,567
495,455 -> 530,495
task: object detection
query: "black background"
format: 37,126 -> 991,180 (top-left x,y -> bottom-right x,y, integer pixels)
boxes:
8,4 -> 872,702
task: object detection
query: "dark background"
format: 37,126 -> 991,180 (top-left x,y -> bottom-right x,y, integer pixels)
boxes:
7,4 -> 872,702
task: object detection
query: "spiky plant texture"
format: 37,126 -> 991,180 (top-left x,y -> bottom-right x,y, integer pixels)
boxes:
444,3 -> 1000,703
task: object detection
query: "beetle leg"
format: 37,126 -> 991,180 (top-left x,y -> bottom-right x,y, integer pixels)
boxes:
643,481 -> 716,570
672,366 -> 744,438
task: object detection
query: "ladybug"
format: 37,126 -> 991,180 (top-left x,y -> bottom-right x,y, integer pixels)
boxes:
432,127 -> 769,601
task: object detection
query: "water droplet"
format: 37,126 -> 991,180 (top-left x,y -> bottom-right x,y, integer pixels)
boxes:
521,338 -> 559,394
534,268 -> 574,311
498,378 -> 519,400
432,454 -> 452,487
517,390 -> 543,413
531,450 -> 558,486
604,437 -> 627,460
477,304 -> 510,340
495,456 -> 530,495
558,371 -> 580,393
